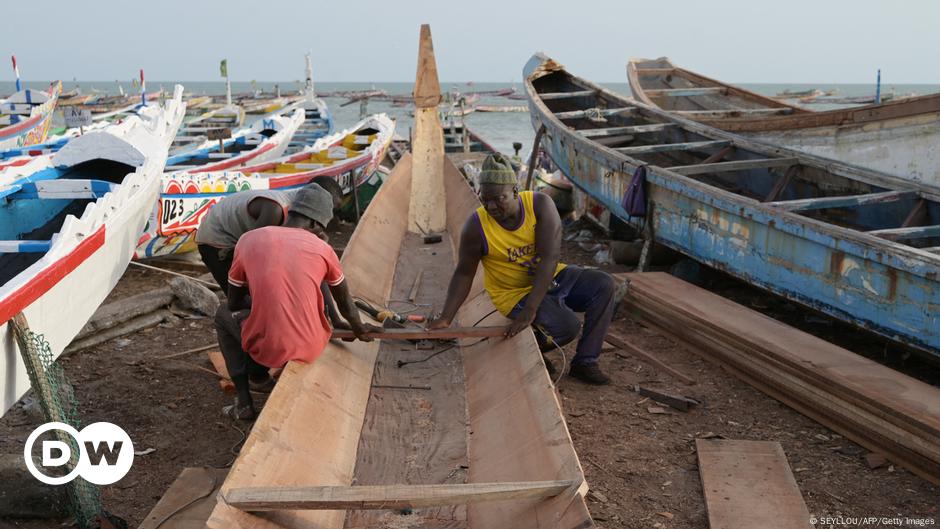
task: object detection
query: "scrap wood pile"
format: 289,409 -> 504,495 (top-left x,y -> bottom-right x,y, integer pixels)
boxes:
65,265 -> 220,354
618,272 -> 940,487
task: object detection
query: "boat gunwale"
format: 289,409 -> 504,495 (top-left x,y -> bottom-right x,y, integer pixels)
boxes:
627,57 -> 805,114
626,57 -> 940,132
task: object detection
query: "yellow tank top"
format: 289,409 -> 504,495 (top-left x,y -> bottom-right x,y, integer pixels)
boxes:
477,191 -> 566,315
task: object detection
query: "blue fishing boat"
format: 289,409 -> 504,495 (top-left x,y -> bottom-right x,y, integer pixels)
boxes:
523,53 -> 940,358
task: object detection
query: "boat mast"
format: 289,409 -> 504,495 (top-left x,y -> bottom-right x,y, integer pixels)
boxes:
221,58 -> 232,106
408,24 -> 446,234
304,52 -> 315,98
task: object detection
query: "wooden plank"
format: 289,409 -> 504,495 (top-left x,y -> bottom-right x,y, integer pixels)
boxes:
644,87 -> 725,97
224,481 -> 575,511
331,325 -> 506,341
554,107 -> 636,120
140,468 -> 228,529
619,272 -> 940,485
579,123 -> 675,138
633,67 -> 676,75
867,224 -> 940,241
538,90 -> 595,100
674,108 -> 795,118
345,232 -> 470,528
767,190 -> 915,212
407,269 -> 424,302
605,333 -> 695,385
700,145 -> 734,164
763,165 -> 799,202
696,440 -> 812,529
902,199 -> 928,228
668,157 -> 800,175
615,140 -> 730,155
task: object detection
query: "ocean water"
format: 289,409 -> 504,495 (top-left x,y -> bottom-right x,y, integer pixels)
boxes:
4,80 -> 939,156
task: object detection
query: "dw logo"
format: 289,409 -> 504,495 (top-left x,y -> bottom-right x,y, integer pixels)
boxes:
23,422 -> 134,485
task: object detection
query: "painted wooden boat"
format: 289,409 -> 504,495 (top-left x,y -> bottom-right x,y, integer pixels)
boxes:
0,85 -> 186,414
164,108 -> 304,173
203,26 -> 593,529
135,113 -> 394,258
0,82 -> 62,151
627,57 -> 940,187
527,53 -> 940,358
171,104 -> 246,152
281,95 -> 333,154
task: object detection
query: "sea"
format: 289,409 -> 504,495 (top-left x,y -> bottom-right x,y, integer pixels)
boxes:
4,80 -> 940,156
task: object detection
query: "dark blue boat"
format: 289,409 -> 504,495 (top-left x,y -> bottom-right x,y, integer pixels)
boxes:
524,53 -> 940,358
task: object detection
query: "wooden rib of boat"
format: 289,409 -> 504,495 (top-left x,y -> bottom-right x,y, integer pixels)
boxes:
135,113 -> 395,258
164,108 -> 304,173
0,81 -> 62,151
627,57 -> 940,187
0,86 -> 186,414
200,26 -> 593,529
526,53 -> 940,358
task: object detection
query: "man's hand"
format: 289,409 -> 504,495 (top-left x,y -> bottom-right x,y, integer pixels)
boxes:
350,322 -> 382,342
505,306 -> 537,337
425,314 -> 452,331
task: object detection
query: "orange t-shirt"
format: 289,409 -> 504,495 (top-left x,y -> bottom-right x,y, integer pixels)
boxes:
228,226 -> 344,368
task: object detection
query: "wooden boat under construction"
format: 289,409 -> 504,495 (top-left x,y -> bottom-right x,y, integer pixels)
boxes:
525,53 -> 940,359
194,27 -> 594,529
627,57 -> 940,187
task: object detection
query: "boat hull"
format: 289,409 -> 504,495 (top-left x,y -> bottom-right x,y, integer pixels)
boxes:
526,54 -> 940,358
744,113 -> 940,188
0,87 -> 185,414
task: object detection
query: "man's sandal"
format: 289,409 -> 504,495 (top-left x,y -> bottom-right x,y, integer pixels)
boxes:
222,402 -> 256,421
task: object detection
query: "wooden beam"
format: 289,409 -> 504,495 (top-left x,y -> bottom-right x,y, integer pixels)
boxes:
669,157 -> 800,176
554,107 -> 635,120
605,333 -> 695,385
697,440 -> 813,529
867,224 -> 940,241
902,199 -> 928,228
223,480 -> 575,511
579,123 -> 675,138
768,190 -> 915,212
615,140 -> 730,155
763,165 -> 799,202
644,87 -> 725,97
675,108 -> 795,118
332,326 -> 507,341
701,145 -> 734,164
539,90 -> 595,101
634,67 -> 676,75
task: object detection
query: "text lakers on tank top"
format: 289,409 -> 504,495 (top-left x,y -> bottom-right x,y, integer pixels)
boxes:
476,191 -> 566,315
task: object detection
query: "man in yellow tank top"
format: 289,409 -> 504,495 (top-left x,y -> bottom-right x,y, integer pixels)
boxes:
428,155 -> 614,384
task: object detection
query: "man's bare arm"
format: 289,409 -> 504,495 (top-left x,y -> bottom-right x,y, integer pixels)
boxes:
427,215 -> 483,329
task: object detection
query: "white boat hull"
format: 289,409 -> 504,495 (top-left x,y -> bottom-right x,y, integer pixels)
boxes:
0,87 -> 186,415
748,111 -> 940,189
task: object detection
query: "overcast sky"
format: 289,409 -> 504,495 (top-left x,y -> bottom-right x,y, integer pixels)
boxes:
3,0 -> 934,84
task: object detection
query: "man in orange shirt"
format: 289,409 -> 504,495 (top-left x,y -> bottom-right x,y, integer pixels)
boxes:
215,184 -> 377,419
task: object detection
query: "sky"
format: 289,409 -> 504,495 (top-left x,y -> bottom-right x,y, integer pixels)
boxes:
3,0 -> 936,84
